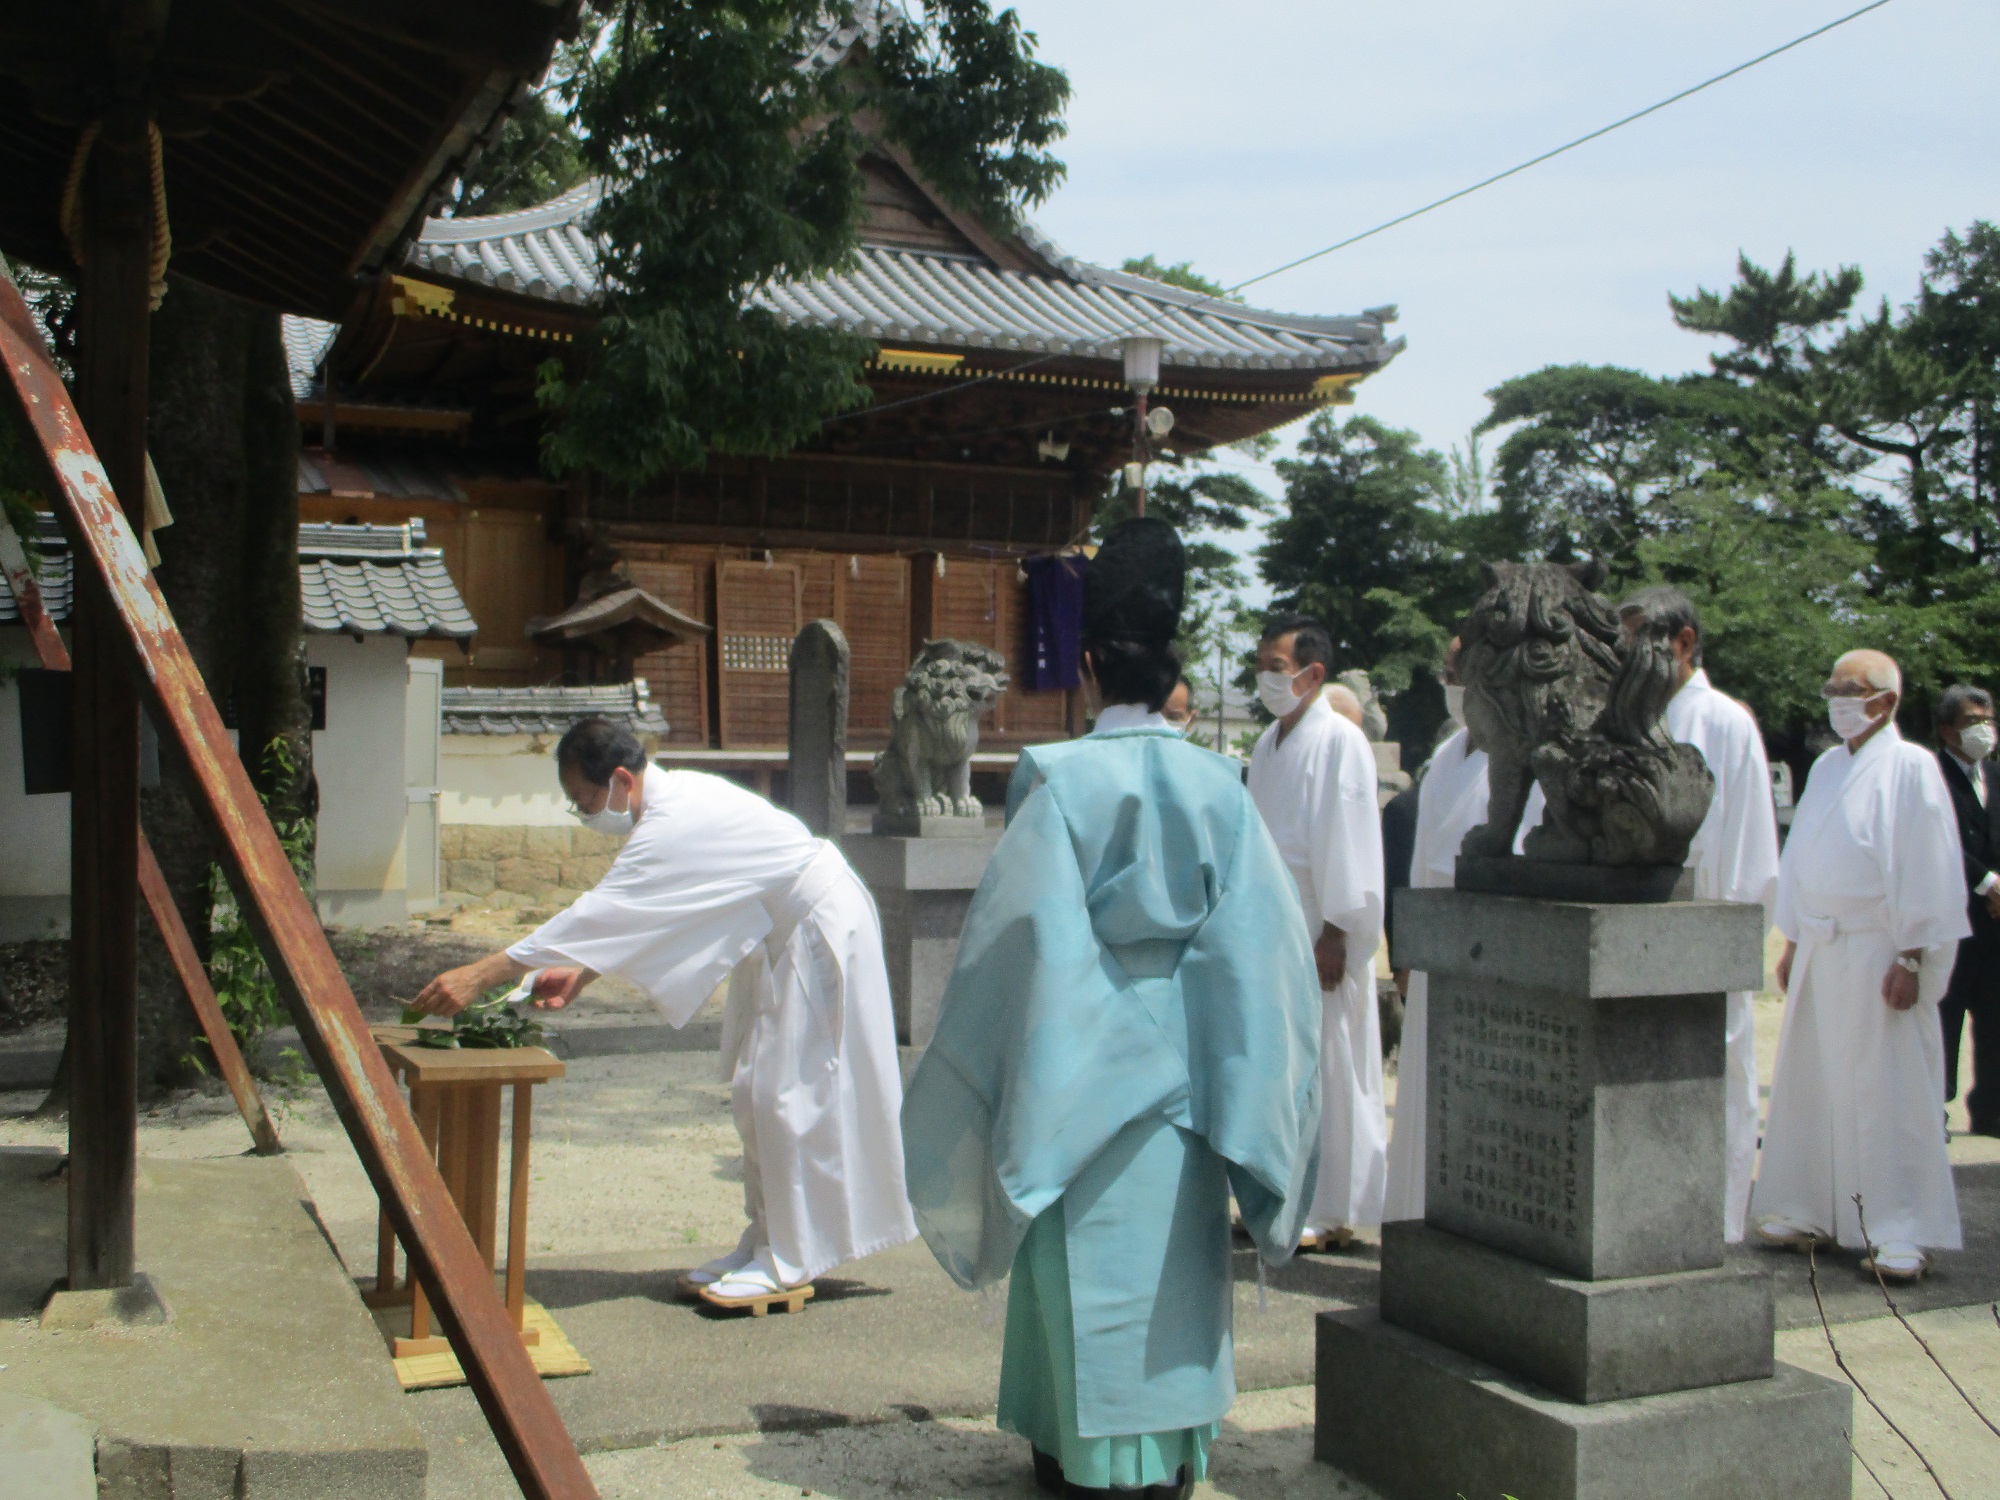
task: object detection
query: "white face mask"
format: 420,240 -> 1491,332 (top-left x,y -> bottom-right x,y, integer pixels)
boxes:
1257,669 -> 1309,719
1959,722 -> 1996,762
573,778 -> 636,836
1443,683 -> 1467,724
1827,694 -> 1883,742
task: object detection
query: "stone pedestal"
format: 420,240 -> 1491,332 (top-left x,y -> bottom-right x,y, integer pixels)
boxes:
1316,888 -> 1851,1500
842,832 -> 998,1046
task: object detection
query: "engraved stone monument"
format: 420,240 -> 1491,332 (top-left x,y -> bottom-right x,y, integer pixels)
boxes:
848,639 -> 1008,1044
1315,563 -> 1851,1500
786,619 -> 849,838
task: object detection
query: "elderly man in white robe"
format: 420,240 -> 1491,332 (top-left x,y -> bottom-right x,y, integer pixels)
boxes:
1248,614 -> 1387,1248
414,717 -> 917,1312
1618,588 -> 1781,1243
1750,650 -> 1968,1283
1382,639 -> 1487,1223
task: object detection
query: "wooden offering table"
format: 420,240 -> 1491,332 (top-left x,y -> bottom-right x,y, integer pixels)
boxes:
366,1028 -> 565,1358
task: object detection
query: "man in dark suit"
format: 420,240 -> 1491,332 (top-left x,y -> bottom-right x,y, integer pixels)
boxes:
1934,683 -> 2000,1136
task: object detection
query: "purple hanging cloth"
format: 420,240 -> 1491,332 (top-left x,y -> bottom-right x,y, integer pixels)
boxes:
1023,554 -> 1088,691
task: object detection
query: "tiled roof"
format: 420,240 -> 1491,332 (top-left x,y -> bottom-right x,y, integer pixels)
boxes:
298,520 -> 477,641
284,316 -> 340,400
403,185 -> 1404,374
440,681 -> 669,737
0,514 -> 71,625
3,515 -> 475,641
298,450 -> 467,502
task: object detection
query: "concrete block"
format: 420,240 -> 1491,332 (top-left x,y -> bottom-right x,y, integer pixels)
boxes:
573,828 -> 625,856
0,1393 -> 95,1500
1426,976 -> 1726,1278
845,833 -> 999,1045
1378,1223 -> 1773,1402
446,858 -> 496,897
0,1150 -> 425,1500
1396,888 -> 1764,998
1316,1310 -> 1851,1500
438,825 -> 467,860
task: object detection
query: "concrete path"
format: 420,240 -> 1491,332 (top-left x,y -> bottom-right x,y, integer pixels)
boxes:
5,949 -> 2000,1498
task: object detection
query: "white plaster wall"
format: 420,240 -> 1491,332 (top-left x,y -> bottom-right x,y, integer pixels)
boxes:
0,630 -> 71,939
441,735 -> 572,827
307,633 -> 409,927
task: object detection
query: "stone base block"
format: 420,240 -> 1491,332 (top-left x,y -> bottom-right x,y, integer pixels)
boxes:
1455,855 -> 1695,903
1379,1223 -> 1772,1402
1316,1310 -> 1850,1500
843,832 -> 1000,1046
870,813 -> 988,837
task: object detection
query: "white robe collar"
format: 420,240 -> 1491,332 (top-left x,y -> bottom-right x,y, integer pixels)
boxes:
1092,702 -> 1173,735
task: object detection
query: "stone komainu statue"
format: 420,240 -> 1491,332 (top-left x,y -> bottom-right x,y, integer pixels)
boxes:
1458,560 -> 1712,868
873,639 -> 1010,824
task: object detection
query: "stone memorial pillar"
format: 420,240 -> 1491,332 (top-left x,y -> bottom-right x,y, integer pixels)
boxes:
787,620 -> 849,838
1317,885 -> 1853,1500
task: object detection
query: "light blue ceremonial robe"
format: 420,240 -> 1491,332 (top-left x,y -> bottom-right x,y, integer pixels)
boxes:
901,725 -> 1322,1481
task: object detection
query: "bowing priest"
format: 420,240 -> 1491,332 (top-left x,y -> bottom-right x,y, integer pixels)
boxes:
413,717 -> 916,1312
1382,639 -> 1488,1222
1619,588 -> 1780,1242
901,519 -> 1322,1500
1247,614 -> 1388,1249
1750,650 -> 1967,1283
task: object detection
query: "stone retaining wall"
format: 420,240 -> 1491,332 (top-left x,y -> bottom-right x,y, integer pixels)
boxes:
440,825 -> 625,908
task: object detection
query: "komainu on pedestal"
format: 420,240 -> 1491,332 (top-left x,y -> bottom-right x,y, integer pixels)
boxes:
871,639 -> 1008,836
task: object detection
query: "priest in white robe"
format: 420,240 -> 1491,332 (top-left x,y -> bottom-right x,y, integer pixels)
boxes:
1620,589 -> 1781,1242
1750,650 -> 1968,1282
414,717 -> 917,1308
1382,645 -> 1488,1223
1248,614 -> 1387,1245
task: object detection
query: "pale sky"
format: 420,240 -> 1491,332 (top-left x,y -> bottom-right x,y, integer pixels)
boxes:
1004,0 -> 1998,527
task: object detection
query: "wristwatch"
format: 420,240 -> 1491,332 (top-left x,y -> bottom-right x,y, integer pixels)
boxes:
1893,954 -> 1922,974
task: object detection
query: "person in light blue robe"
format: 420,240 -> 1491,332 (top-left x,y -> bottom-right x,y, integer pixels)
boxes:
901,519 -> 1322,1498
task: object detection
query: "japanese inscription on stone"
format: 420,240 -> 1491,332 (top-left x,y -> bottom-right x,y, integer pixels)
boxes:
1430,988 -> 1586,1259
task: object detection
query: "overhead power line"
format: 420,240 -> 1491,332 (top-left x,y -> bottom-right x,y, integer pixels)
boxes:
825,0 -> 1898,428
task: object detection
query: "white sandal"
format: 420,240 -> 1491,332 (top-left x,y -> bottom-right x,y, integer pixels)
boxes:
1860,1243 -> 1931,1284
1753,1215 -> 1834,1251
698,1254 -> 816,1316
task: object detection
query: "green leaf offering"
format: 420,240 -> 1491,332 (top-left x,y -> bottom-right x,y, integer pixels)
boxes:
412,991 -> 545,1050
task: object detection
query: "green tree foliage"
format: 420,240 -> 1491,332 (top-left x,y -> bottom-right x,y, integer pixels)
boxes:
1474,226 -> 2000,747
1259,413 -> 1494,693
445,91 -> 592,217
538,1 -> 1068,486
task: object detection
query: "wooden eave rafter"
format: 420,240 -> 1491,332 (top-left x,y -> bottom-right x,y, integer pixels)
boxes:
0,0 -> 581,318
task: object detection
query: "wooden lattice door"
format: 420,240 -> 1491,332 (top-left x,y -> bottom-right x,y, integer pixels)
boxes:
714,559 -> 802,748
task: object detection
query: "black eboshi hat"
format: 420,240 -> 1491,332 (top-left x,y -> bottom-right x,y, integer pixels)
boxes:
1083,517 -> 1185,646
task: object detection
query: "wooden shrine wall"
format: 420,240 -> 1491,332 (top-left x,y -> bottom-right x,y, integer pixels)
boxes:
620,543 -> 1070,751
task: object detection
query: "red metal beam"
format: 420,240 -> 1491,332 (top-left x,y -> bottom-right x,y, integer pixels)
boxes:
0,512 -> 281,1157
0,277 -> 596,1498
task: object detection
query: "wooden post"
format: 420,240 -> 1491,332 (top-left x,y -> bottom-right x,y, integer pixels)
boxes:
66,106 -> 154,1292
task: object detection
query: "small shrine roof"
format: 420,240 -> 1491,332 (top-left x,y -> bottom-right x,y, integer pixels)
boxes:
4,516 -> 476,643
298,520 -> 477,642
440,681 -> 669,737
